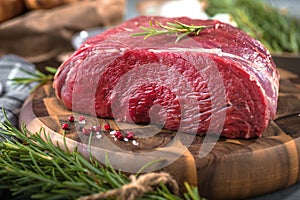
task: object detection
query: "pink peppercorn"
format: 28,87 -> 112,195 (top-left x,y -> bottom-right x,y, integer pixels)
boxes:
103,124 -> 110,131
82,128 -> 91,135
68,115 -> 75,122
78,116 -> 85,122
61,123 -> 69,130
114,131 -> 124,140
126,131 -> 134,140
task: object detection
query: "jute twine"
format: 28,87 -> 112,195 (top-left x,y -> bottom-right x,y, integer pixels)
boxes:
79,172 -> 179,200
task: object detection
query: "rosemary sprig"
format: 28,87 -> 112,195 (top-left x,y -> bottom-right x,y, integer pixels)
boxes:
11,66 -> 57,92
132,20 -> 213,43
0,109 -> 204,200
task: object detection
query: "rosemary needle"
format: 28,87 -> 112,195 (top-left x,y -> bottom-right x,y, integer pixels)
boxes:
132,20 -> 213,43
10,66 -> 57,93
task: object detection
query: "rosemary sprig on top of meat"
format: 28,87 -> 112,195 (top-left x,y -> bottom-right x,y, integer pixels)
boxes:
132,20 -> 213,43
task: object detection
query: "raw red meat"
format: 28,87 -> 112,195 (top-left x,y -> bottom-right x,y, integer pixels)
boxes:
53,16 -> 279,138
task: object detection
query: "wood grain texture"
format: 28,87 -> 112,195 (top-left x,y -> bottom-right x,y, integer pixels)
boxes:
19,67 -> 300,200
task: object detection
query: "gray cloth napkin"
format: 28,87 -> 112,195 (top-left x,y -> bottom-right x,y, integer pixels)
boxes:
0,55 -> 37,141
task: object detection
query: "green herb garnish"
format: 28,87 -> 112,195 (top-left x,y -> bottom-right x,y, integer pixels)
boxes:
132,20 -> 213,43
11,66 -> 57,92
0,109 -> 204,200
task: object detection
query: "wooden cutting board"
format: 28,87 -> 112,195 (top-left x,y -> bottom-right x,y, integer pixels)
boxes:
19,67 -> 300,200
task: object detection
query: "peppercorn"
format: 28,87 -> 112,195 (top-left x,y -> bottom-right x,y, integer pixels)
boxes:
68,115 -> 75,122
114,131 -> 124,140
61,123 -> 69,130
103,124 -> 110,131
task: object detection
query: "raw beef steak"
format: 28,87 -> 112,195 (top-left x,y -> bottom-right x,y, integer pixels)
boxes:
53,16 -> 279,138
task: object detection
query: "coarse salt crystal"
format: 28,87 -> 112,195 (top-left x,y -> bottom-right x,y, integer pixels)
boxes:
96,134 -> 102,139
110,130 -> 117,135
132,140 -> 139,146
78,120 -> 86,125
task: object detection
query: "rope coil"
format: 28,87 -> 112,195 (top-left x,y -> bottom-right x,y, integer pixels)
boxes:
79,172 -> 179,200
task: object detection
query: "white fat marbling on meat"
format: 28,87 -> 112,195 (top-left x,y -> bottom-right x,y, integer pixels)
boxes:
148,47 -> 222,54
